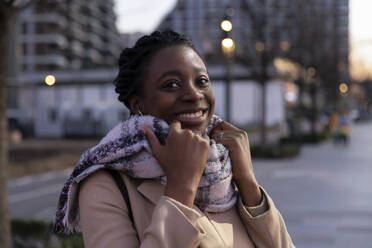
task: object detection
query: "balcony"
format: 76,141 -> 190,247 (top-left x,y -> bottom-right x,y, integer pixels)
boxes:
70,40 -> 84,57
87,4 -> 101,18
69,23 -> 87,42
33,13 -> 68,29
86,48 -> 103,64
21,34 -> 68,48
21,54 -> 68,67
87,33 -> 106,50
87,18 -> 105,34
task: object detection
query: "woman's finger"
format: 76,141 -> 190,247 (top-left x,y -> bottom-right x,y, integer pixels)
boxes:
202,133 -> 211,143
212,131 -> 239,139
211,121 -> 239,134
219,121 -> 239,131
169,120 -> 182,132
143,126 -> 161,154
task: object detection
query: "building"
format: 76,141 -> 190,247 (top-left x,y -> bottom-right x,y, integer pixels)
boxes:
17,0 -> 121,72
9,0 -> 126,138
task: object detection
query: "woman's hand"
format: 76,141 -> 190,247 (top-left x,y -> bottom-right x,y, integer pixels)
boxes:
211,121 -> 262,207
143,121 -> 210,207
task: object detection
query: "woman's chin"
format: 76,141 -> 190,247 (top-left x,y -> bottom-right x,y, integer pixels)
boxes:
179,119 -> 210,134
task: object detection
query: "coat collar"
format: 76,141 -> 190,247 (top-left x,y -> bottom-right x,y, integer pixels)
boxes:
136,179 -> 165,205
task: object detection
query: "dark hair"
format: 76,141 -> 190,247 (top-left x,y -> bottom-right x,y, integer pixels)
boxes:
114,30 -> 201,110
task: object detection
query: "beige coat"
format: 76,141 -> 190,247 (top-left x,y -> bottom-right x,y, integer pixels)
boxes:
79,170 -> 295,248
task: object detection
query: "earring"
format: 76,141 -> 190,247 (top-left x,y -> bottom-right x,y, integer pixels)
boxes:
137,106 -> 143,116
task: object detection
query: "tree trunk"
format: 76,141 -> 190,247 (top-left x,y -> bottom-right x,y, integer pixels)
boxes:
259,52 -> 269,146
310,84 -> 318,135
260,79 -> 267,146
0,6 -> 13,248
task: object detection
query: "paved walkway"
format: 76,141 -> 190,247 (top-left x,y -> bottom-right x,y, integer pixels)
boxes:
253,122 -> 372,247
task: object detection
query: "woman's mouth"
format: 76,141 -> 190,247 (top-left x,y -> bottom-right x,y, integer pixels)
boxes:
175,109 -> 209,125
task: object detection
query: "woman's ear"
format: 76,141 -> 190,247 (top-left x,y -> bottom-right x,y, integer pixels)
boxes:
129,95 -> 143,115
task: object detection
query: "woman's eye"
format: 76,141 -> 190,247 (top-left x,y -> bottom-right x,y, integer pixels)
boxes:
197,77 -> 210,87
163,81 -> 180,89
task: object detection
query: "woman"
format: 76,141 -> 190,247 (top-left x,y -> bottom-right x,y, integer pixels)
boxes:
54,31 -> 295,247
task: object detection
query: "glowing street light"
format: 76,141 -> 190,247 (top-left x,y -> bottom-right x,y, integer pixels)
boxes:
45,75 -> 56,86
307,67 -> 316,77
339,82 -> 348,94
220,20 -> 232,32
220,8 -> 234,122
221,38 -> 235,53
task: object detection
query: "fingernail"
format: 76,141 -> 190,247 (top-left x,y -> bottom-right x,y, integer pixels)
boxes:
192,130 -> 202,136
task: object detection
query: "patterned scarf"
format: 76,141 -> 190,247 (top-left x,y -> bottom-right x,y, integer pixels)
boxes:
54,114 -> 237,233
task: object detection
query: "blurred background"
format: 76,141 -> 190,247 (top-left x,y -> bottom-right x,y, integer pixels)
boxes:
0,0 -> 372,247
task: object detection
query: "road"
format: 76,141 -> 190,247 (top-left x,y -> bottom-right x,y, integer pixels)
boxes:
8,169 -> 71,221
8,122 -> 372,247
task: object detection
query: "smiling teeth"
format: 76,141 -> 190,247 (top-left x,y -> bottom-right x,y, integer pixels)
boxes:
178,111 -> 203,118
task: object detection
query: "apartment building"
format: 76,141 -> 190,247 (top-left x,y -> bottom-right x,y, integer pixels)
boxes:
11,0 -> 125,137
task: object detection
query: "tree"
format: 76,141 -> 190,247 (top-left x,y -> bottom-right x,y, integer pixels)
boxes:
0,1 -> 38,247
240,0 -> 285,145
285,0 -> 349,134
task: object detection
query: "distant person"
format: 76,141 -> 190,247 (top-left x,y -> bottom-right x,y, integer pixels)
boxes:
54,31 -> 294,247
337,110 -> 352,145
320,112 -> 330,135
329,111 -> 339,144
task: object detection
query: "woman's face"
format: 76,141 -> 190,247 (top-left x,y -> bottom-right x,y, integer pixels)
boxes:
135,45 -> 215,133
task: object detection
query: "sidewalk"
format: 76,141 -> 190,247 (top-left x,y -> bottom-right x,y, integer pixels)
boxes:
252,122 -> 372,247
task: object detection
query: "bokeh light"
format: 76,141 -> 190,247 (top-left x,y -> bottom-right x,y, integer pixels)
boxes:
307,67 -> 316,77
221,38 -> 235,53
339,82 -> 348,94
220,20 -> 232,32
45,75 -> 56,86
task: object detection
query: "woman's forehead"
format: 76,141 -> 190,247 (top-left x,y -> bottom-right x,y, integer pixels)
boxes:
147,45 -> 207,74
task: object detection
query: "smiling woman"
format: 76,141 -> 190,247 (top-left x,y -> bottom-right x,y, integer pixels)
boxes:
129,45 -> 215,132
54,31 -> 295,248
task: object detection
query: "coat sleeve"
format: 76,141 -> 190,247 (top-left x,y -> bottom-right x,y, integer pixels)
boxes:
237,187 -> 295,248
78,171 -> 207,248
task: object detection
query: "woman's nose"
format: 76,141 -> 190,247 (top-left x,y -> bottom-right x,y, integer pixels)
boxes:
182,83 -> 204,101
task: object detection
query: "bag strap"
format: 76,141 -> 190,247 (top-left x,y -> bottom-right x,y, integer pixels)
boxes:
106,169 -> 134,224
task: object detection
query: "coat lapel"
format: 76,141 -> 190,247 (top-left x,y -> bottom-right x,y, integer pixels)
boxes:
136,179 -> 165,205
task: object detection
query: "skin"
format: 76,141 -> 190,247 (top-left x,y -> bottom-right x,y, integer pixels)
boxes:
130,45 -> 262,208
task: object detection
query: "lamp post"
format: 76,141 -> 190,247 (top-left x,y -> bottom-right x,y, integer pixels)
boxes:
220,10 -> 234,122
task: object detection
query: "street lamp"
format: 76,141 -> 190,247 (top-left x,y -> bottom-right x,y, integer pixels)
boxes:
220,8 -> 234,122
220,20 -> 232,32
221,37 -> 235,53
339,82 -> 348,95
307,67 -> 316,77
45,75 -> 56,86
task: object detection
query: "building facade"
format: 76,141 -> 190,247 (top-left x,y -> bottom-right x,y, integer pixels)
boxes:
17,0 -> 121,72
9,0 -> 125,138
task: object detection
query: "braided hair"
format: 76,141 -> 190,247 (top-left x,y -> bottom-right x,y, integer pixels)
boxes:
114,30 -> 201,110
